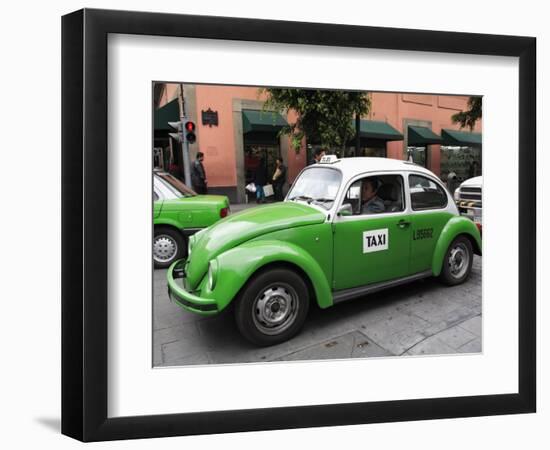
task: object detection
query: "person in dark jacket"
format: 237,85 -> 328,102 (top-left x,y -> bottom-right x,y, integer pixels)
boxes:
309,148 -> 326,165
272,157 -> 287,201
191,152 -> 207,194
254,155 -> 267,203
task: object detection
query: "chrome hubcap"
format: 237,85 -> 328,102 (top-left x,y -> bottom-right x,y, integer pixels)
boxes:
153,235 -> 177,263
252,284 -> 299,335
448,243 -> 469,278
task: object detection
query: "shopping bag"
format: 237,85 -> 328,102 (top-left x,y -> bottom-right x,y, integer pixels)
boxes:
245,182 -> 256,193
263,184 -> 274,197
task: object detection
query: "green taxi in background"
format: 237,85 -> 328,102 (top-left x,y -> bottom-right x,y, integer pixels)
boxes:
154,170 -> 230,268
167,156 -> 481,346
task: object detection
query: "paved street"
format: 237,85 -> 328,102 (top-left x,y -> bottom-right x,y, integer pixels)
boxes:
153,255 -> 481,366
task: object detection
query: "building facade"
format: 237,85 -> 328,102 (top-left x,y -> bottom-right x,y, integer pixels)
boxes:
154,83 -> 482,202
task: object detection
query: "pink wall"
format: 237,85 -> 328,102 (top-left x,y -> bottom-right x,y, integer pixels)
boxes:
194,85 -> 262,187
370,92 -> 482,175
157,85 -> 481,188
158,84 -> 180,104
193,85 -> 303,186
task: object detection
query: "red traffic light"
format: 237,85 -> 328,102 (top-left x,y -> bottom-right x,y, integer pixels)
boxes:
185,121 -> 197,144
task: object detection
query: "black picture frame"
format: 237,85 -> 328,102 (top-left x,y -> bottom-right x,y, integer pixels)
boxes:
61,8 -> 536,442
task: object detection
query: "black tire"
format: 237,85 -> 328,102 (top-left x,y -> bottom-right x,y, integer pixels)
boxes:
153,227 -> 185,269
235,268 -> 310,346
439,235 -> 474,286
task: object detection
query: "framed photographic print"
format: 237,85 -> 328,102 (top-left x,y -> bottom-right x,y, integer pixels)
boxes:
61,8 -> 536,442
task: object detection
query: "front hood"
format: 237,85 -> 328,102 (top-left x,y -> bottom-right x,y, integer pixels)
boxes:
460,176 -> 482,188
185,202 -> 326,287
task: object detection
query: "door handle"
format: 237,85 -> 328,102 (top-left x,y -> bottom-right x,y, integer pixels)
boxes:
397,219 -> 411,228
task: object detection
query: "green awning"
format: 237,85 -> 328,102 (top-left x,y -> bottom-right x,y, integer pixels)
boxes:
154,98 -> 180,131
441,129 -> 482,146
408,125 -> 442,146
359,120 -> 403,141
242,109 -> 288,134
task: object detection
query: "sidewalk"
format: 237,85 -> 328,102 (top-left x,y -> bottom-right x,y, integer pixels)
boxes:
153,257 -> 482,366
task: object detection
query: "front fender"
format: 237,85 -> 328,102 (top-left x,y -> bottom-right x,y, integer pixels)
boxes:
208,239 -> 333,311
432,216 -> 482,276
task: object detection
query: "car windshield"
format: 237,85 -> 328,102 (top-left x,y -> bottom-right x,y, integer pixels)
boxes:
156,173 -> 197,198
287,166 -> 341,209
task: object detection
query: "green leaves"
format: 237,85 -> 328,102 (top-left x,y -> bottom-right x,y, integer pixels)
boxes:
451,96 -> 482,131
261,88 -> 371,152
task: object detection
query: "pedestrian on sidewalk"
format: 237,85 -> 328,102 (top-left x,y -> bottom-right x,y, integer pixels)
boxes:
309,148 -> 326,165
272,157 -> 286,201
254,154 -> 267,203
191,151 -> 207,194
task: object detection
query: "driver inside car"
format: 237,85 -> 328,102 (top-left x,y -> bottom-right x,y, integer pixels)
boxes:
360,177 -> 385,214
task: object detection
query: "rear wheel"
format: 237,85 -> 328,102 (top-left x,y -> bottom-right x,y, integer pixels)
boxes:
235,268 -> 310,346
440,235 -> 473,285
153,227 -> 185,269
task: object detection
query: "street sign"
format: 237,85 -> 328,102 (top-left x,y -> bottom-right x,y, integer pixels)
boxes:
201,108 -> 219,127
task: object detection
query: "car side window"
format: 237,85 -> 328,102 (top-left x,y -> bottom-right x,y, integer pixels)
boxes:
153,189 -> 160,202
408,174 -> 447,210
342,175 -> 404,215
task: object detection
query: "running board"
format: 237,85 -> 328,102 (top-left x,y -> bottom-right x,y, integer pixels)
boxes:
332,270 -> 433,304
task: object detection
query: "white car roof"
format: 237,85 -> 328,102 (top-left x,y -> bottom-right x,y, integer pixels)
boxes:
315,157 -> 438,180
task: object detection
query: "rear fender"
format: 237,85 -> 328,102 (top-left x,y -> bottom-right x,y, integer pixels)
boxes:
154,217 -> 183,230
432,216 -> 482,276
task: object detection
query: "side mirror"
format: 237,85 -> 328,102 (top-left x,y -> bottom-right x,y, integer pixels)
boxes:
337,203 -> 353,217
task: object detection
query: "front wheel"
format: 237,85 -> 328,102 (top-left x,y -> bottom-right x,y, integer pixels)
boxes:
439,235 -> 473,286
235,268 -> 310,346
153,227 -> 185,269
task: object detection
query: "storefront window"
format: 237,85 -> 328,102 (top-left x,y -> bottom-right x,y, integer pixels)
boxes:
341,143 -> 387,159
153,147 -> 164,169
362,146 -> 386,158
440,146 -> 482,194
244,143 -> 281,201
407,146 -> 427,167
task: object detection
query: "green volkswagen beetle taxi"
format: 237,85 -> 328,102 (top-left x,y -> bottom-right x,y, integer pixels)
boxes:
167,156 -> 481,346
154,170 -> 230,268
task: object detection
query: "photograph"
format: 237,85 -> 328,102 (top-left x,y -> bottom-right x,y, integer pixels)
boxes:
57,6 -> 537,442
152,83 -> 483,367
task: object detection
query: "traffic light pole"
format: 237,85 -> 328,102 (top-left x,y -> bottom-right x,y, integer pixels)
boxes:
182,138 -> 192,187
178,85 -> 192,186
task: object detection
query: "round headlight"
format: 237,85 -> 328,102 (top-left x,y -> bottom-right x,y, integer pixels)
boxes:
453,189 -> 460,201
207,260 -> 218,291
